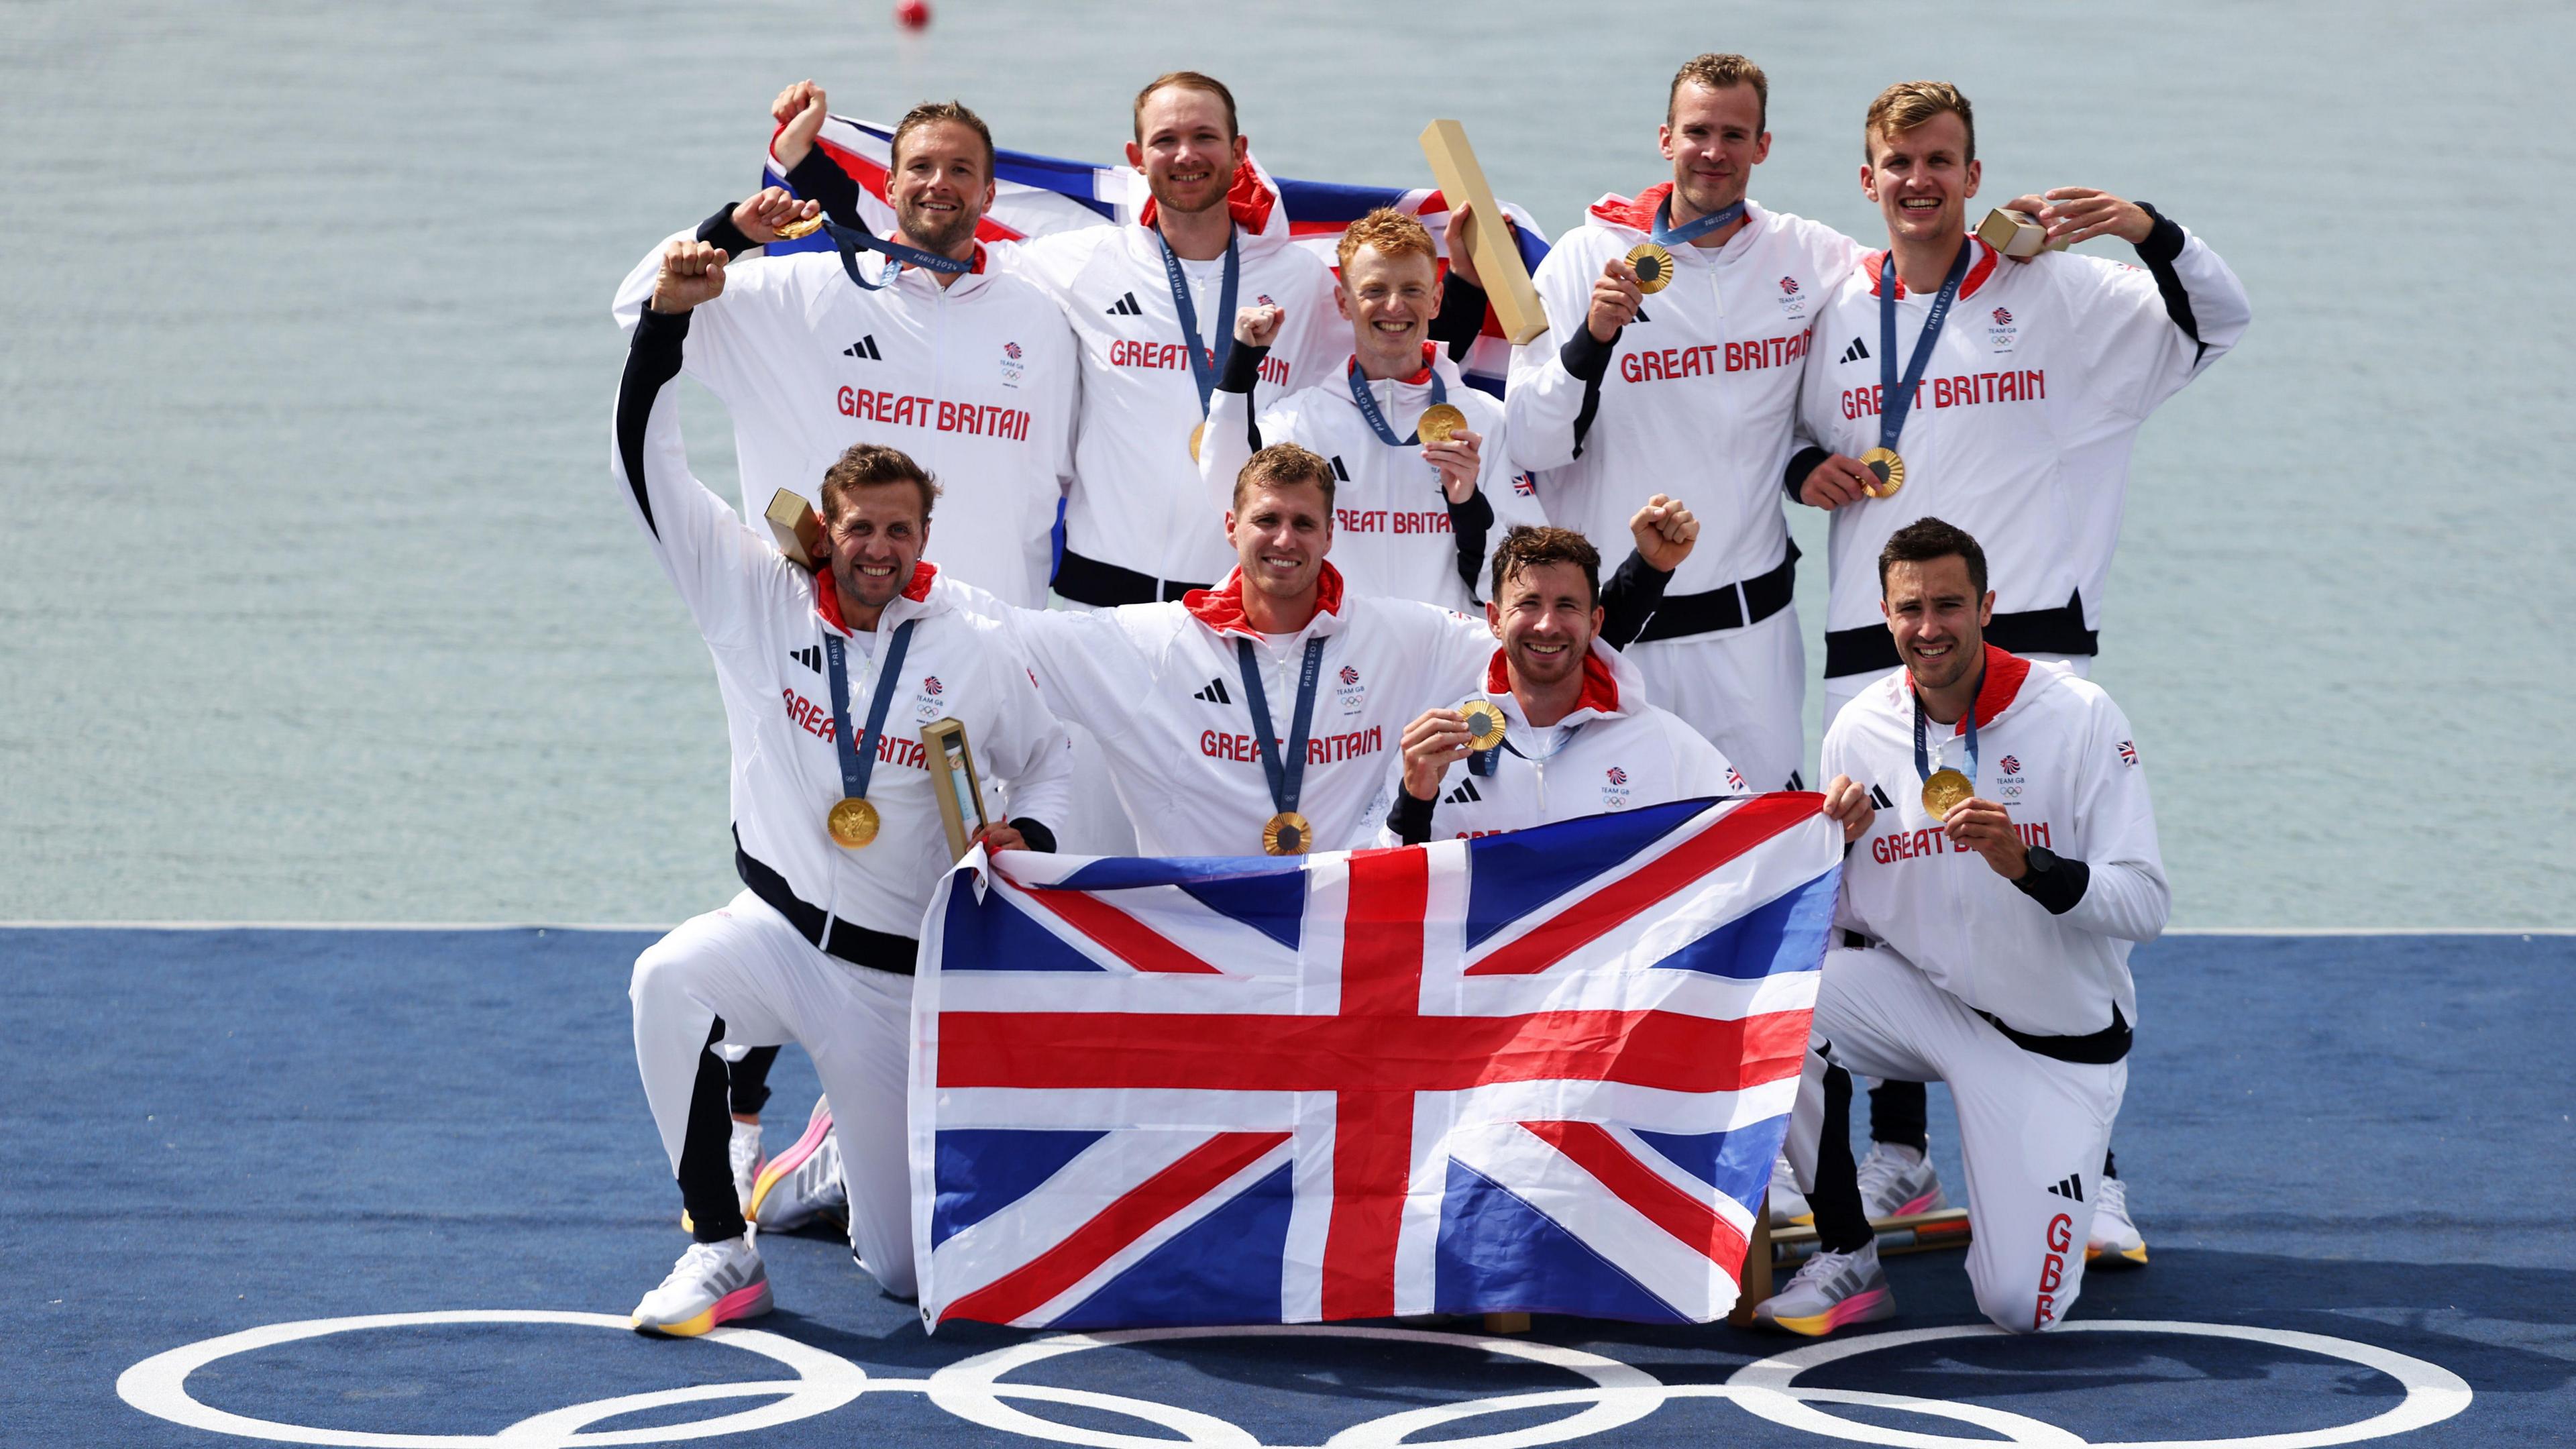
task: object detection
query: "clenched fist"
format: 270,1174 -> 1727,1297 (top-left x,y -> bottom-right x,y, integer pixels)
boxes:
649,238 -> 727,314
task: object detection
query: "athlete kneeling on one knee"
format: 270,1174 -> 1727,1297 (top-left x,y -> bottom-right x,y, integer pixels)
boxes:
1754,517 -> 2166,1336
613,238 -> 1073,1335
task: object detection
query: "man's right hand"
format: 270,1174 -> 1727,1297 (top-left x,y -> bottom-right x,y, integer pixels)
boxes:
649,239 -> 727,314
1234,303 -> 1284,347
771,80 -> 829,170
1400,708 -> 1474,800
1587,258 -> 1644,343
1821,773 -> 1876,844
731,185 -> 820,248
1799,453 -> 1880,510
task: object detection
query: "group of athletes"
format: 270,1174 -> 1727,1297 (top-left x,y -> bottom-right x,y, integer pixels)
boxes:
604,54 -> 2249,1343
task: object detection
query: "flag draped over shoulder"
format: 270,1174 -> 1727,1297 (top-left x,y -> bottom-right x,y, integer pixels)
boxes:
762,115 -> 1552,394
907,794 -> 1841,1331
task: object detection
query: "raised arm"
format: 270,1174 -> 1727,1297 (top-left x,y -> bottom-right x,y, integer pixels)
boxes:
1193,304 -> 1282,511
610,243 -> 793,649
1503,243 -> 1642,472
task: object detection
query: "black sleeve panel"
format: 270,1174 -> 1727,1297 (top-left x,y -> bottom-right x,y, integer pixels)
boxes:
1597,548 -> 1673,650
2012,855 -> 2092,915
695,204 -> 758,259
2129,202 -> 2202,359
616,307 -> 695,539
1009,817 -> 1059,854
1783,444 -> 1833,502
784,147 -> 867,229
1444,487 -> 1497,600
1387,789 -> 1438,846
1558,325 -> 1618,458
1218,341 -> 1270,394
1431,272 -> 1490,362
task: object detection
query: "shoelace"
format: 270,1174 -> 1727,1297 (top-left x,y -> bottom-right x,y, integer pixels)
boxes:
659,1240 -> 740,1290
1785,1246 -> 1861,1291
1854,1146 -> 1923,1208
2095,1175 -> 2129,1220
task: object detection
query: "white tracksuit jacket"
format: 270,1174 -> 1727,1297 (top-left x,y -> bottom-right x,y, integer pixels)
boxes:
612,233 -> 1079,610
1005,197 -> 1346,597
1007,564 -> 1497,856
1376,639 -> 1744,844
1197,345 -> 1544,612
615,307 -> 1075,937
1506,189 -> 1869,627
1795,225 -> 2249,680
1822,647 -> 2168,1037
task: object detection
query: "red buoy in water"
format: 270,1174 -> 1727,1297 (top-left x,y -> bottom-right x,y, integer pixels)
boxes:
894,0 -> 930,30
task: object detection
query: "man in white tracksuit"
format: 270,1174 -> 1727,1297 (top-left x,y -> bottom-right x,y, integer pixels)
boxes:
1381,525 -> 1741,844
1788,80 -> 2250,723
612,238 -> 1073,1333
773,73 -> 1348,604
1505,52 -> 1873,794
612,101 -> 1079,611
1751,517 -> 2167,1337
1197,209 -> 1543,614
1784,80 -> 2245,1253
1008,445 -> 1701,857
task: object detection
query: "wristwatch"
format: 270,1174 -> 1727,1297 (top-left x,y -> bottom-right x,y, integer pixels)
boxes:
2021,845 -> 2061,879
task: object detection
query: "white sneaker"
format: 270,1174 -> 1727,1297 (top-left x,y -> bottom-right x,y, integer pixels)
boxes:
748,1096 -> 846,1232
630,1236 -> 771,1336
2086,1173 -> 2148,1267
1856,1142 -> 1945,1220
1752,1240 -> 1896,1337
1766,1155 -> 1812,1227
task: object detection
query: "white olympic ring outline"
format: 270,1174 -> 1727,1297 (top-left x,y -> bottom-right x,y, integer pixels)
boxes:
115,1309 -> 2474,1449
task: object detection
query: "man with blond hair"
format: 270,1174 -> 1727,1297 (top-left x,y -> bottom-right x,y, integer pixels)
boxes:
1783,78 -> 2246,1280
1197,209 -> 1544,612
1506,52 -> 1872,800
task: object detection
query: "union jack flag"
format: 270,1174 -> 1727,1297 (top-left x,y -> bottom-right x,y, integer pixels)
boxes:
908,794 -> 1841,1329
2118,739 -> 2139,766
763,115 -> 1552,396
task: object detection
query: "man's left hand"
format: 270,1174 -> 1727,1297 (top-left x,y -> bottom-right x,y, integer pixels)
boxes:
1943,796 -> 2029,879
1443,202 -> 1519,291
973,823 -> 1028,853
1424,427 -> 1481,503
2002,188 -> 2153,248
732,185 -> 821,248
1628,493 -> 1698,571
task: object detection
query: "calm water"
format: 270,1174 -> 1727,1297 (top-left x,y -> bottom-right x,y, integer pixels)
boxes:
3,1 -> 2569,926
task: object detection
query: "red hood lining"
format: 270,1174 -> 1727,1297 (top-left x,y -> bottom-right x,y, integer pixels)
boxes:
1866,237 -> 2000,302
1138,160 -> 1279,236
1911,643 -> 2029,733
1182,561 -> 1345,639
1485,644 -> 1621,717
814,559 -> 938,633
1348,343 -> 1438,386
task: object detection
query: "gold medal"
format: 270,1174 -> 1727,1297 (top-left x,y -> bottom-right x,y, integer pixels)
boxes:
1859,446 -> 1906,498
1189,421 -> 1206,462
774,213 -> 824,242
1458,698 -> 1508,752
1415,403 -> 1468,447
1625,241 -> 1674,294
827,796 -> 881,849
1920,768 -> 1973,819
1261,810 -> 1312,857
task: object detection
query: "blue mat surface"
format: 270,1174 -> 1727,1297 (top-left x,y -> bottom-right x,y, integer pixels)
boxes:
7,927 -> 2571,1447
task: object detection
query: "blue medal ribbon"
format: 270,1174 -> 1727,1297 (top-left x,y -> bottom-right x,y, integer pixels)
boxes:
823,219 -> 973,293
1345,358 -> 1447,448
822,617 -> 920,808
1234,636 -> 1326,822
1876,239 -> 1975,456
1651,194 -> 1746,249
1912,669 -> 1982,799
1157,227 -> 1240,417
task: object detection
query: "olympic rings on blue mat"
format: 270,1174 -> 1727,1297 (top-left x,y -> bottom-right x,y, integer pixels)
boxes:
117,1310 -> 2472,1448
